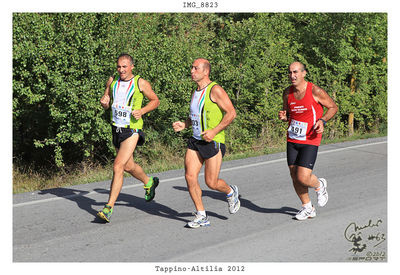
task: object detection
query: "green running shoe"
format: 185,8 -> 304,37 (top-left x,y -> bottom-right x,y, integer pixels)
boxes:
97,204 -> 113,222
144,177 -> 159,202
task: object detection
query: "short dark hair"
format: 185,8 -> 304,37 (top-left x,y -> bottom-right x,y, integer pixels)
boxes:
117,53 -> 134,65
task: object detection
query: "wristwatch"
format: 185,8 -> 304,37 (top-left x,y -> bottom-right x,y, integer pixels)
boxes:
318,118 -> 327,126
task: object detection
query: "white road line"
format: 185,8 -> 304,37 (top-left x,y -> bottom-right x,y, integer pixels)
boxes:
13,140 -> 386,208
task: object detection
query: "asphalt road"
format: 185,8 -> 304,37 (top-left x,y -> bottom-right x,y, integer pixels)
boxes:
13,137 -> 387,264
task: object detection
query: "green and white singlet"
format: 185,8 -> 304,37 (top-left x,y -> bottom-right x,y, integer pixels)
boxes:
110,75 -> 143,129
189,82 -> 225,144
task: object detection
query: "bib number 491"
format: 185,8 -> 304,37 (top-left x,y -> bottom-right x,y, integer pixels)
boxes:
290,125 -> 303,134
288,120 -> 307,141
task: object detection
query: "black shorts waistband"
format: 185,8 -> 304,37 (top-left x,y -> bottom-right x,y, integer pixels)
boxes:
112,125 -> 140,133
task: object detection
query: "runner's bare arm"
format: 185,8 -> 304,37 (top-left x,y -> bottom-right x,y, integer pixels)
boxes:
172,118 -> 192,132
132,78 -> 160,120
312,85 -> 338,133
278,88 -> 290,122
100,76 -> 114,109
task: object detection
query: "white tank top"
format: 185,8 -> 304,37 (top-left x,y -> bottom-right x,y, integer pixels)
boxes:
112,78 -> 134,127
190,88 -> 207,140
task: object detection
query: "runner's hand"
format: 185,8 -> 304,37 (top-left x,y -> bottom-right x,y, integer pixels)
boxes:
172,121 -> 186,132
201,129 -> 216,142
278,110 -> 287,121
314,120 -> 324,134
132,109 -> 143,120
100,94 -> 110,109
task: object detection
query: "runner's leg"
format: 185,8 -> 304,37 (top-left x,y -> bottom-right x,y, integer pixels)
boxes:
185,149 -> 205,211
289,165 -> 319,205
204,150 -> 231,194
107,134 -> 139,207
124,154 -> 150,184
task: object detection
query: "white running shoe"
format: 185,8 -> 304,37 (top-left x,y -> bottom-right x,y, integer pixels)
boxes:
227,185 -> 240,214
187,213 -> 210,228
316,178 -> 328,207
295,206 -> 316,220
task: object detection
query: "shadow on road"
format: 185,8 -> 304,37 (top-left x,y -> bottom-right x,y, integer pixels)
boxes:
93,188 -> 228,223
38,188 -> 103,217
173,186 -> 298,217
92,188 -> 193,224
38,187 -> 224,225
38,183 -> 295,227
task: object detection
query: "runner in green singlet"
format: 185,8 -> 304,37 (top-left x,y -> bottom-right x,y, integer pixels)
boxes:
97,53 -> 160,223
172,58 -> 240,228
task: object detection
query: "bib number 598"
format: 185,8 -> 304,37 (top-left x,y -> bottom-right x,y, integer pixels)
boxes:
115,110 -> 128,118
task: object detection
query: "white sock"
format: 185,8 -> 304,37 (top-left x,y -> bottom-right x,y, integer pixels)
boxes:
198,210 -> 206,217
303,201 -> 312,209
226,188 -> 234,197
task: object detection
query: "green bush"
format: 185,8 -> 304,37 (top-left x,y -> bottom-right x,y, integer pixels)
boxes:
13,13 -> 387,169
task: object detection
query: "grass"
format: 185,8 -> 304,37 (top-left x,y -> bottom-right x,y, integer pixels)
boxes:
12,132 -> 386,194
13,162 -> 114,194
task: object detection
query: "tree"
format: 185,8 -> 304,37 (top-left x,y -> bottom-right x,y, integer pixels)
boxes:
290,13 -> 387,136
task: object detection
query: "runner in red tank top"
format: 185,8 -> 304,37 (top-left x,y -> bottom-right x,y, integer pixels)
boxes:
287,82 -> 324,146
278,62 -> 338,221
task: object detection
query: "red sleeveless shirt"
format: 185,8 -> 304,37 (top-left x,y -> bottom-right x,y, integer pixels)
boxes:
287,82 -> 323,146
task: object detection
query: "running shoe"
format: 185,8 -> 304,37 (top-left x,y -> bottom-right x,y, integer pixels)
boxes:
97,204 -> 113,222
227,185 -> 240,214
144,177 -> 159,202
187,212 -> 210,228
295,206 -> 316,220
316,178 -> 328,207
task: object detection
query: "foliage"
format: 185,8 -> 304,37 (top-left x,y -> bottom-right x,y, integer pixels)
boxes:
288,13 -> 387,135
12,13 -> 387,169
13,13 -> 119,168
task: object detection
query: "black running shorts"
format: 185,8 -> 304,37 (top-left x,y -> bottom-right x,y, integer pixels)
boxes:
112,126 -> 145,149
286,142 -> 319,170
187,136 -> 226,159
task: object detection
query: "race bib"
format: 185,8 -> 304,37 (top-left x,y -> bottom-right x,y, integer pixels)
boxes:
288,119 -> 308,141
191,113 -> 202,140
112,103 -> 132,127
